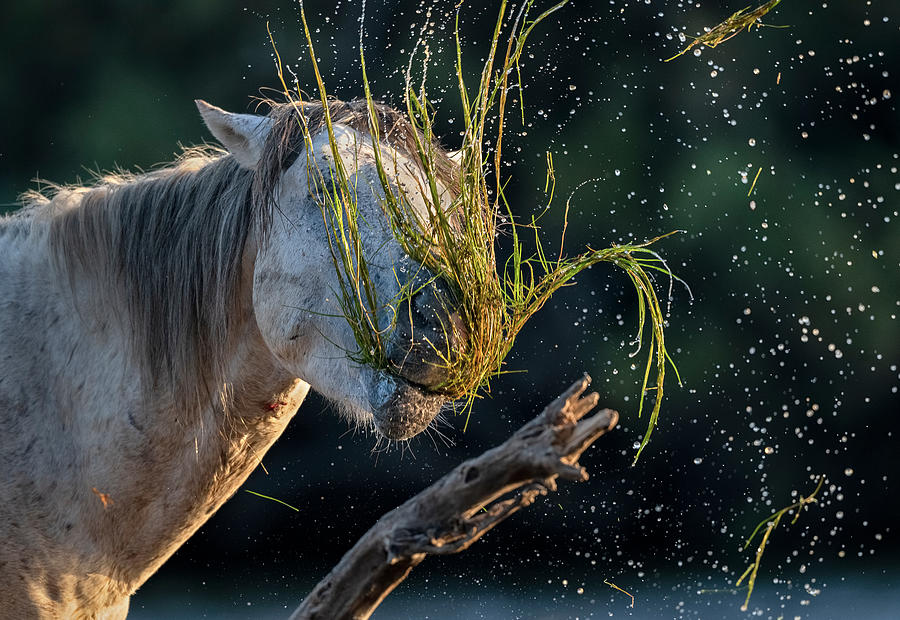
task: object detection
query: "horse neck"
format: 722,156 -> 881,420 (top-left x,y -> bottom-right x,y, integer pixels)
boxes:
1,197 -> 308,600
112,322 -> 310,590
68,241 -> 307,590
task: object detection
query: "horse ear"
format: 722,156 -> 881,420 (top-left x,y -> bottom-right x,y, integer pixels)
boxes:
195,100 -> 271,169
447,150 -> 463,166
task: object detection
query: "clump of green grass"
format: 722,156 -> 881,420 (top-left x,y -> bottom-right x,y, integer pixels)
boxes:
665,0 -> 787,62
282,0 -> 683,462
736,476 -> 825,611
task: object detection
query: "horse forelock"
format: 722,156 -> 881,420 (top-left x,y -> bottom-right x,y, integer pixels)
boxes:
252,98 -> 458,236
33,97 -> 456,415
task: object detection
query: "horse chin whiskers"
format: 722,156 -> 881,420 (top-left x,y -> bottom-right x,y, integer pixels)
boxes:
423,405 -> 457,451
364,400 -> 457,458
331,399 -> 377,438
369,433 -> 405,457
367,430 -> 423,461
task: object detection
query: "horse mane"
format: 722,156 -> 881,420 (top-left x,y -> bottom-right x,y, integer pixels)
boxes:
28,98 -> 455,413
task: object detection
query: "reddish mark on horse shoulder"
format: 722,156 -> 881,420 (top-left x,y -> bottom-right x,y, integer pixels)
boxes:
92,487 -> 113,509
266,401 -> 288,410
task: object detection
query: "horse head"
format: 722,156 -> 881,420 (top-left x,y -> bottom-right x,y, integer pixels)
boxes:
198,100 -> 467,441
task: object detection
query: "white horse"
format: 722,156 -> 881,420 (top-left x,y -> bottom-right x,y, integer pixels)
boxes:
0,98 -> 464,618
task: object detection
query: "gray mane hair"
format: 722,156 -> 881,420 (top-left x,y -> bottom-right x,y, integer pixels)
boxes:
26,98 -> 454,413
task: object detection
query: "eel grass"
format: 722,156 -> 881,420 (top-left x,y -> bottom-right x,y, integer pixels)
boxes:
736,476 -> 825,611
276,0 -> 682,462
665,0 -> 787,62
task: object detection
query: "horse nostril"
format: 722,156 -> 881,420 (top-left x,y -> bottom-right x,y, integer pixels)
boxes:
410,285 -> 465,351
412,285 -> 443,325
385,278 -> 466,390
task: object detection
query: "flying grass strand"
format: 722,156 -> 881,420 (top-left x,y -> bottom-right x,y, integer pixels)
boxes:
282,1 -> 683,462
736,476 -> 825,611
665,0 -> 787,62
604,579 -> 635,608
244,489 -> 300,513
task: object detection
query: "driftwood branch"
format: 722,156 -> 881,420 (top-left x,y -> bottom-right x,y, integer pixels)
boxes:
289,374 -> 618,620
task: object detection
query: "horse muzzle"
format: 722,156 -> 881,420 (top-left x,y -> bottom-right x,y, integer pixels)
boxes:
369,372 -> 445,440
369,272 -> 467,440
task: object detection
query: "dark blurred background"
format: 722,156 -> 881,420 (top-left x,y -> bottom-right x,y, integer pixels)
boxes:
2,1 -> 898,618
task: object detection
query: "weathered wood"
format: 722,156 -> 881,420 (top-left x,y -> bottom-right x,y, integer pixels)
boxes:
290,374 -> 619,620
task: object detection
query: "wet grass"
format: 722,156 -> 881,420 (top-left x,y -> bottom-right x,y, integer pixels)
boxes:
737,476 -> 825,610
665,0 -> 787,62
277,1 -> 684,462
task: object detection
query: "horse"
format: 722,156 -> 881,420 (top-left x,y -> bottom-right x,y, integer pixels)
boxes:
0,98 -> 466,618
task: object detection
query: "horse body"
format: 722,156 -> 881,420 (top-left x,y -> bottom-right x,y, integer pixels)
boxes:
0,100 -> 461,617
